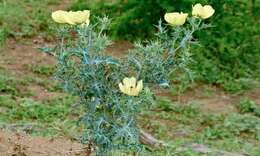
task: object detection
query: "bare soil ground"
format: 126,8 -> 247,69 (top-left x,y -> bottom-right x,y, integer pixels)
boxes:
0,130 -> 85,156
1,39 -> 56,76
157,85 -> 260,113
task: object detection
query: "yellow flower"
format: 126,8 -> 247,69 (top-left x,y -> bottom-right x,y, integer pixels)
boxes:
51,10 -> 69,24
164,12 -> 188,26
51,10 -> 90,25
67,10 -> 90,25
119,77 -> 143,96
192,3 -> 215,19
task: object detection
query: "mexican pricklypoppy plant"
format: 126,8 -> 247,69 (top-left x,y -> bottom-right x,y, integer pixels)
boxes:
46,4 -> 214,155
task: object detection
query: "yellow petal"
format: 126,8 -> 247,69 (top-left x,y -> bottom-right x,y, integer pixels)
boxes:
51,10 -> 68,23
177,12 -> 188,25
64,14 -> 76,25
130,89 -> 138,96
164,13 -> 174,25
83,10 -> 90,26
129,77 -> 137,87
119,77 -> 143,96
122,77 -> 130,87
192,3 -> 214,19
85,19 -> 90,26
201,5 -> 215,19
192,3 -> 203,17
123,77 -> 136,88
83,10 -> 90,19
136,80 -> 143,93
67,10 -> 90,24
119,83 -> 127,94
164,12 -> 188,26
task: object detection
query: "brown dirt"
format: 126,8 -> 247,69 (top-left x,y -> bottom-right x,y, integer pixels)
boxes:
0,130 -> 86,156
0,38 -> 59,101
0,0 -> 72,76
28,84 -> 62,101
1,39 -> 56,76
49,0 -> 71,11
105,40 -> 133,57
245,87 -> 260,104
156,85 -> 260,113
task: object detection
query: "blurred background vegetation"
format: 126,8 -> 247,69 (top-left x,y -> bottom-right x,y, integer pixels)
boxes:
70,0 -> 260,92
0,0 -> 58,44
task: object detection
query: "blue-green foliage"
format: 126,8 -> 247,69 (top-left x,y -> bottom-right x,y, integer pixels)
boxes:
46,18 -> 154,155
70,0 -> 260,92
45,15 -> 209,154
128,18 -> 206,86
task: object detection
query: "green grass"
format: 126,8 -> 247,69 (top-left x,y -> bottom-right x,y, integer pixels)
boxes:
25,64 -> 56,76
238,98 -> 260,117
1,66 -> 259,155
0,0 -> 60,44
139,97 -> 260,155
0,70 -> 33,97
0,68 -> 61,97
0,94 -> 81,138
0,67 -> 259,155
0,68 -> 81,138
